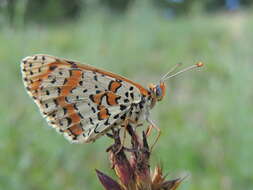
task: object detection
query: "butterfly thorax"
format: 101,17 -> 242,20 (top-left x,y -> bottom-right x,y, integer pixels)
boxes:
125,93 -> 154,125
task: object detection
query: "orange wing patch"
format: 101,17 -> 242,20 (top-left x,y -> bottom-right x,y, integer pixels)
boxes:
89,91 -> 121,106
89,92 -> 105,105
108,81 -> 122,93
97,108 -> 110,120
68,124 -> 84,136
106,92 -> 121,106
59,69 -> 82,96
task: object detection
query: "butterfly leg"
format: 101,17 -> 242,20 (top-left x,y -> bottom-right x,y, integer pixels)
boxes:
115,118 -> 140,154
146,117 -> 161,151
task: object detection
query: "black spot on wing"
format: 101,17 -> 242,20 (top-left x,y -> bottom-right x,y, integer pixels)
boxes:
115,96 -> 121,104
53,99 -> 58,106
51,78 -> 56,84
63,107 -> 67,115
72,135 -> 78,140
67,61 -> 78,68
78,112 -> 84,119
89,94 -> 94,102
89,117 -> 94,125
63,78 -> 68,85
94,123 -> 100,134
104,119 -> 110,126
114,114 -> 119,119
66,117 -> 72,126
65,97 -> 70,103
124,99 -> 129,103
49,65 -> 57,71
130,92 -> 134,99
86,128 -> 91,136
120,105 -> 127,111
73,103 -> 78,110
69,70 -> 73,76
120,113 -> 126,120
57,87 -> 61,94
91,107 -> 96,113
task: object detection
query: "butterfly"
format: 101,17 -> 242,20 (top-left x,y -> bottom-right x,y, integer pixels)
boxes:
21,54 -> 203,143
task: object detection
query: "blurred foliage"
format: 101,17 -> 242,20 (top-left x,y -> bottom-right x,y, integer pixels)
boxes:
25,0 -> 83,23
1,0 -> 253,26
0,0 -> 83,25
153,0 -> 253,16
99,0 -> 134,12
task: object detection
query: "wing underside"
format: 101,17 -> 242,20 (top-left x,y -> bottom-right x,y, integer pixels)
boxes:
21,54 -> 147,143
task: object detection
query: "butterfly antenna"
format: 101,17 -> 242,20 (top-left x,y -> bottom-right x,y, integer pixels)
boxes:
160,62 -> 182,82
161,61 -> 204,82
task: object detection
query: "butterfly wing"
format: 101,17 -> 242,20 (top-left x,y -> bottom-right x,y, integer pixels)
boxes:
21,54 -> 149,143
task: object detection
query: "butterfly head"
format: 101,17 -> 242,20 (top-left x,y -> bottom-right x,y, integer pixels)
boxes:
149,82 -> 166,102
149,61 -> 204,102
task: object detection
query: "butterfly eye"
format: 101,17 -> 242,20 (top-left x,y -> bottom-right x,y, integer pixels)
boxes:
155,86 -> 162,99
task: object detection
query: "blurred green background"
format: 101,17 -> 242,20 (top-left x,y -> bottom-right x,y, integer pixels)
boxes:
1,0 -> 253,189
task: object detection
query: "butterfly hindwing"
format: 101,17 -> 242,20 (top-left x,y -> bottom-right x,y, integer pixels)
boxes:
21,54 -> 146,143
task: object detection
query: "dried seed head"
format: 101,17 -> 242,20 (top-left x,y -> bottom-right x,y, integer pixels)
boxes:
96,169 -> 122,190
97,124 -> 184,190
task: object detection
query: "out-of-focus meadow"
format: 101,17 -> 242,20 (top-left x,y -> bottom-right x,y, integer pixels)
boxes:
1,0 -> 253,189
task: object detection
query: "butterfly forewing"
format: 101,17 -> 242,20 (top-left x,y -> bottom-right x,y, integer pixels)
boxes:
21,54 -> 146,143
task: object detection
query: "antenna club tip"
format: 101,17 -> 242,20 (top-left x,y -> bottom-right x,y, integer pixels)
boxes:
196,61 -> 204,67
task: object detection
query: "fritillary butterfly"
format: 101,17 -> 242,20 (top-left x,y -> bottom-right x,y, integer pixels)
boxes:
21,54 -> 203,143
